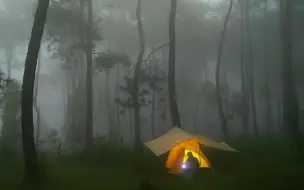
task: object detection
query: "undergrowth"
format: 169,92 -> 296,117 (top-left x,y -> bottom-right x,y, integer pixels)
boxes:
0,136 -> 304,190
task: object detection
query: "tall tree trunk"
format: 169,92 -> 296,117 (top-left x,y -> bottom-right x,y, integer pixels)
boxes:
132,0 -> 145,150
85,0 -> 93,151
193,97 -> 201,132
263,0 -> 273,134
150,51 -> 156,138
193,64 -> 208,132
215,0 -> 233,139
2,47 -> 14,146
277,99 -> 282,133
168,0 -> 181,128
245,0 -> 258,136
34,50 -> 42,148
280,0 -> 301,154
128,108 -> 132,143
116,64 -> 121,143
5,47 -> 13,79
151,90 -> 156,138
105,70 -> 114,141
223,70 -> 232,120
240,0 -> 249,135
21,0 -> 49,182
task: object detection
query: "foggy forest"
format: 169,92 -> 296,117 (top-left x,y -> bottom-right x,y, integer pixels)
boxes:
0,0 -> 303,189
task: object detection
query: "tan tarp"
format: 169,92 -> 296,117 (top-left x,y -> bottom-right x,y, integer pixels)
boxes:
144,127 -> 192,156
195,135 -> 239,152
144,127 -> 238,156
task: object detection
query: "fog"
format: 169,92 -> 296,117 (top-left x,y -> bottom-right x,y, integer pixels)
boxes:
0,0 -> 303,146
1,0 -> 304,188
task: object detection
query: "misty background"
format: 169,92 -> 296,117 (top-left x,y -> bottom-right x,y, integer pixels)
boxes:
0,0 -> 303,147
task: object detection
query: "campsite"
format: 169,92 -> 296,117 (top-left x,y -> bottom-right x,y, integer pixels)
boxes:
2,127 -> 304,189
1,0 -> 304,189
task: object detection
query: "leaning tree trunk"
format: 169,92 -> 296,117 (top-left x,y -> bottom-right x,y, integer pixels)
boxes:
34,50 -> 42,148
245,0 -> 259,137
21,0 -> 49,183
132,0 -> 145,150
168,0 -> 181,128
240,0 -> 249,135
85,0 -> 93,151
280,0 -> 301,155
215,0 -> 233,139
263,0 -> 273,134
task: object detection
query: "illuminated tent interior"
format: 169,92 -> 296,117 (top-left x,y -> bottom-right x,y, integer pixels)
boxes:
144,127 -> 238,174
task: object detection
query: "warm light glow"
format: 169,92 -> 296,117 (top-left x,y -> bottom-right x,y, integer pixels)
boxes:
165,139 -> 211,174
182,149 -> 202,163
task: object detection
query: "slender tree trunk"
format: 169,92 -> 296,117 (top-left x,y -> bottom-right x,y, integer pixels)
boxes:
62,76 -> 68,145
277,99 -> 282,133
223,71 -> 232,120
21,0 -> 49,182
193,97 -> 201,132
168,0 -> 181,128
63,73 -> 72,149
151,89 -> 156,138
240,0 -> 249,135
85,0 -> 93,150
245,0 -> 258,137
128,108 -> 132,143
105,70 -> 114,141
263,0 -> 273,134
150,51 -> 156,138
78,2 -> 86,145
5,48 -> 13,79
133,0 -> 145,150
193,65 -> 208,132
215,0 -> 233,139
116,64 -> 121,143
2,47 -> 14,145
34,50 -> 42,148
280,0 -> 301,155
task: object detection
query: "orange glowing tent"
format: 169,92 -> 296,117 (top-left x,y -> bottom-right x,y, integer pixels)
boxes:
144,127 -> 238,174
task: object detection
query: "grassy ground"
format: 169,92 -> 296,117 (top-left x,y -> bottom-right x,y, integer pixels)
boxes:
1,137 -> 304,190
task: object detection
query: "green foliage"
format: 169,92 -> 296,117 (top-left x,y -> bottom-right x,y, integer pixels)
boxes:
0,70 -> 8,91
46,0 -> 102,59
1,138 -> 304,190
115,64 -> 165,111
115,75 -> 151,109
94,52 -> 132,70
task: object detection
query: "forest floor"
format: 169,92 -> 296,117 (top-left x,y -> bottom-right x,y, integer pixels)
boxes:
1,137 -> 304,190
